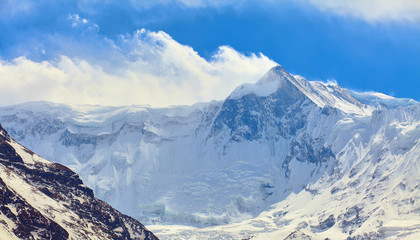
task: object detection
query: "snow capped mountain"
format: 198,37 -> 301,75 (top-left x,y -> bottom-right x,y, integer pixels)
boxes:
0,124 -> 158,239
0,65 -> 418,239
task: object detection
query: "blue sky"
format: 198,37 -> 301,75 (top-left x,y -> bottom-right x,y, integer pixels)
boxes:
0,0 -> 419,106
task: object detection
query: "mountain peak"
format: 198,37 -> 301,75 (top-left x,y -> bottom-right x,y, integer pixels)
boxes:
228,65 -> 372,115
228,65 -> 298,100
256,65 -> 292,85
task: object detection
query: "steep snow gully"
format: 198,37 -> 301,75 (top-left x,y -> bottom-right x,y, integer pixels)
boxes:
0,65 -> 419,239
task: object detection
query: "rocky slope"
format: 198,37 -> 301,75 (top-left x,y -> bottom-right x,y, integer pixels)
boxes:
0,124 -> 158,239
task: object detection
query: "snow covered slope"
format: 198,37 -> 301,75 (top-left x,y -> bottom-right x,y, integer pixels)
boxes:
149,100 -> 420,240
0,124 -> 158,239
0,65 -> 418,239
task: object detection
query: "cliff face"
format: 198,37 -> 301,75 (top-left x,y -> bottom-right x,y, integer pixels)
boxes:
0,124 -> 158,240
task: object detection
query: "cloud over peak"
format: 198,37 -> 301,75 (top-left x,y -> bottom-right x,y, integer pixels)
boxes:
0,29 -> 276,107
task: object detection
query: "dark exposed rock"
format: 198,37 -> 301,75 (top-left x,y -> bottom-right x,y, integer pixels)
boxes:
284,231 -> 312,240
282,134 -> 335,178
346,231 -> 382,240
60,129 -> 99,147
284,134 -> 335,165
0,178 -> 69,240
311,214 -> 336,232
338,205 -> 367,234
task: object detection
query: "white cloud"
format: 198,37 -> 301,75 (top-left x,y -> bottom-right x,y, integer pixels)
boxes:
0,29 -> 276,107
302,0 -> 420,23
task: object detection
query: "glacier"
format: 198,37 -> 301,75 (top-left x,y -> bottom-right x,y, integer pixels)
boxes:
0,65 -> 418,239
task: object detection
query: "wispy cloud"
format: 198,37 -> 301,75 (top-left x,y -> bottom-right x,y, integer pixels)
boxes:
304,0 -> 420,23
67,13 -> 99,31
0,29 -> 276,107
118,0 -> 420,23
6,0 -> 419,24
